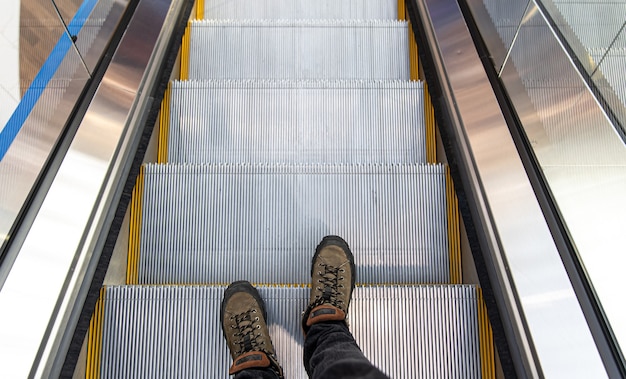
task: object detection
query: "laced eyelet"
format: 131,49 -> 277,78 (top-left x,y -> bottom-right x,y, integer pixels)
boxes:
255,317 -> 259,321
256,325 -> 261,329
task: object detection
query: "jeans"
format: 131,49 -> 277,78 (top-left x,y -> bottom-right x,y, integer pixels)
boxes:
234,321 -> 389,379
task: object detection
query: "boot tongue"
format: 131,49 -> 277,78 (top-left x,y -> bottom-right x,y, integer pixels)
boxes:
322,286 -> 334,300
243,334 -> 253,352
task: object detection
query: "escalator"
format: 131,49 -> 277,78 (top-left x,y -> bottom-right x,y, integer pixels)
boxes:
84,1 -> 496,378
3,0 -> 623,378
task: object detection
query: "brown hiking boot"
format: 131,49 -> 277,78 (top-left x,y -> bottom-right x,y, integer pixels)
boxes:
221,281 -> 284,378
302,235 -> 355,335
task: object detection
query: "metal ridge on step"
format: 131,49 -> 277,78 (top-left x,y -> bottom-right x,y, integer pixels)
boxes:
187,20 -> 410,80
191,19 -> 409,27
165,80 -> 426,164
202,0 -> 398,20
93,285 -> 485,378
131,163 -> 451,285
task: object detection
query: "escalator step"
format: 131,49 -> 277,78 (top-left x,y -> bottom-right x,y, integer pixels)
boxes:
165,80 -> 426,164
203,0 -> 398,20
133,163 -> 451,285
187,20 -> 410,80
97,285 -> 483,379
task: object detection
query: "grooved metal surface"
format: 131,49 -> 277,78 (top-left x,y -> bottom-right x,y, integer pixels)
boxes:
203,0 -> 397,20
188,20 -> 410,80
138,163 -> 450,284
167,80 -> 426,164
100,285 -> 481,379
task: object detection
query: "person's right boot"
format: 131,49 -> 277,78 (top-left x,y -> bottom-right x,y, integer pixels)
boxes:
302,235 -> 355,335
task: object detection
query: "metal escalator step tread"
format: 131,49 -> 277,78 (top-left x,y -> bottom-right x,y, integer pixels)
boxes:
188,20 -> 410,80
99,285 -> 482,379
166,80 -> 426,164
137,163 -> 450,285
203,0 -> 398,20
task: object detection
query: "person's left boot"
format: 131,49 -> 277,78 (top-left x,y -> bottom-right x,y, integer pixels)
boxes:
221,281 -> 284,378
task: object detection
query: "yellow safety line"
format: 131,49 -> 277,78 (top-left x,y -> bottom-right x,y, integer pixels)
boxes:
196,0 -> 204,20
397,0 -> 406,20
477,288 -> 496,379
408,22 -> 419,81
157,82 -> 171,163
446,166 -> 462,284
86,287 -> 106,379
127,166 -> 145,285
424,82 -> 437,163
180,21 -> 191,80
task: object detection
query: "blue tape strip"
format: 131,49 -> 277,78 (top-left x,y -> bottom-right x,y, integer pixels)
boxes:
0,0 -> 99,161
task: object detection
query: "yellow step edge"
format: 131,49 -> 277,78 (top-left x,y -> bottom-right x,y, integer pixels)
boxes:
424,82 -> 437,163
126,166 -> 144,285
398,0 -> 406,21
409,22 -> 419,81
446,165 -> 462,284
86,287 -> 106,379
180,21 -> 191,80
477,288 -> 496,379
195,0 -> 204,20
157,82 -> 171,164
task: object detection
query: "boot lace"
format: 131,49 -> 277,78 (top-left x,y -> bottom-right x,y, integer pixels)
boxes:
313,263 -> 346,309
229,309 -> 266,355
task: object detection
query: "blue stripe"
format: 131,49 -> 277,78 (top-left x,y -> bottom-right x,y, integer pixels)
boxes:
0,0 -> 99,161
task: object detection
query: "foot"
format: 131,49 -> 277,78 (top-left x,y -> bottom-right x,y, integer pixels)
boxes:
302,236 -> 355,335
221,281 -> 284,378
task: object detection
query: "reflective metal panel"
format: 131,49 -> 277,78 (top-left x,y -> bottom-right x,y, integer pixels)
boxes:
412,0 -> 609,376
0,0 -> 184,376
501,2 -> 626,368
0,0 -> 125,257
541,0 -> 626,131
465,0 -> 531,72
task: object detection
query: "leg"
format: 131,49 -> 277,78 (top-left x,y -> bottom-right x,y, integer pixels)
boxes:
234,368 -> 280,379
221,281 -> 284,378
302,236 -> 389,379
304,321 -> 388,379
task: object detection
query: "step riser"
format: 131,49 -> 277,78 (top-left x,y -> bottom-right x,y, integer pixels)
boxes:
188,21 -> 410,80
98,286 -> 482,379
203,0 -> 398,20
166,80 -> 426,164
135,164 -> 451,285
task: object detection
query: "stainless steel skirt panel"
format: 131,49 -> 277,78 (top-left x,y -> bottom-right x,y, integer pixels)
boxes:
203,0 -> 398,20
100,285 -> 481,378
138,163 -> 450,284
188,20 -> 410,80
167,80 -> 426,164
